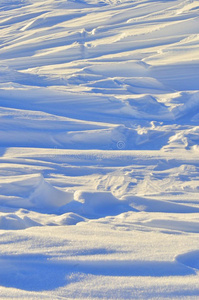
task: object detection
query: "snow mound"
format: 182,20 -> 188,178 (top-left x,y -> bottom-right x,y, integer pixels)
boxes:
51,212 -> 86,226
0,174 -> 74,212
0,210 -> 86,230
0,213 -> 40,230
29,175 -> 73,211
61,191 -> 134,218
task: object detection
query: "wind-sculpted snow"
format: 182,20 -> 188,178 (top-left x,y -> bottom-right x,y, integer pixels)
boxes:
0,0 -> 199,298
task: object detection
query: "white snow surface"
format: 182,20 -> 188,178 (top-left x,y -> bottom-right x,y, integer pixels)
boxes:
0,0 -> 199,298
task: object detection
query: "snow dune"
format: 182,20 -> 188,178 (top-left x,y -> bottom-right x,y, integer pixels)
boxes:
0,0 -> 199,298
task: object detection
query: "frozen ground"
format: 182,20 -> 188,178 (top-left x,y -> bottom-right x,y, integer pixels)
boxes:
0,0 -> 199,298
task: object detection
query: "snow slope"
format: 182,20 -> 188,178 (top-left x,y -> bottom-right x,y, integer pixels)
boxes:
0,0 -> 199,298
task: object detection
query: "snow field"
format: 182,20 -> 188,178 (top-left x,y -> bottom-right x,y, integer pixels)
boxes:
0,0 -> 199,298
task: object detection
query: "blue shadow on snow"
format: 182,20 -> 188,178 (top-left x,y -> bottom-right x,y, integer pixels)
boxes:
0,254 -> 196,291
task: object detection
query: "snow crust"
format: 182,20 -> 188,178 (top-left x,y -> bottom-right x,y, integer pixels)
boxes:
0,0 -> 199,298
